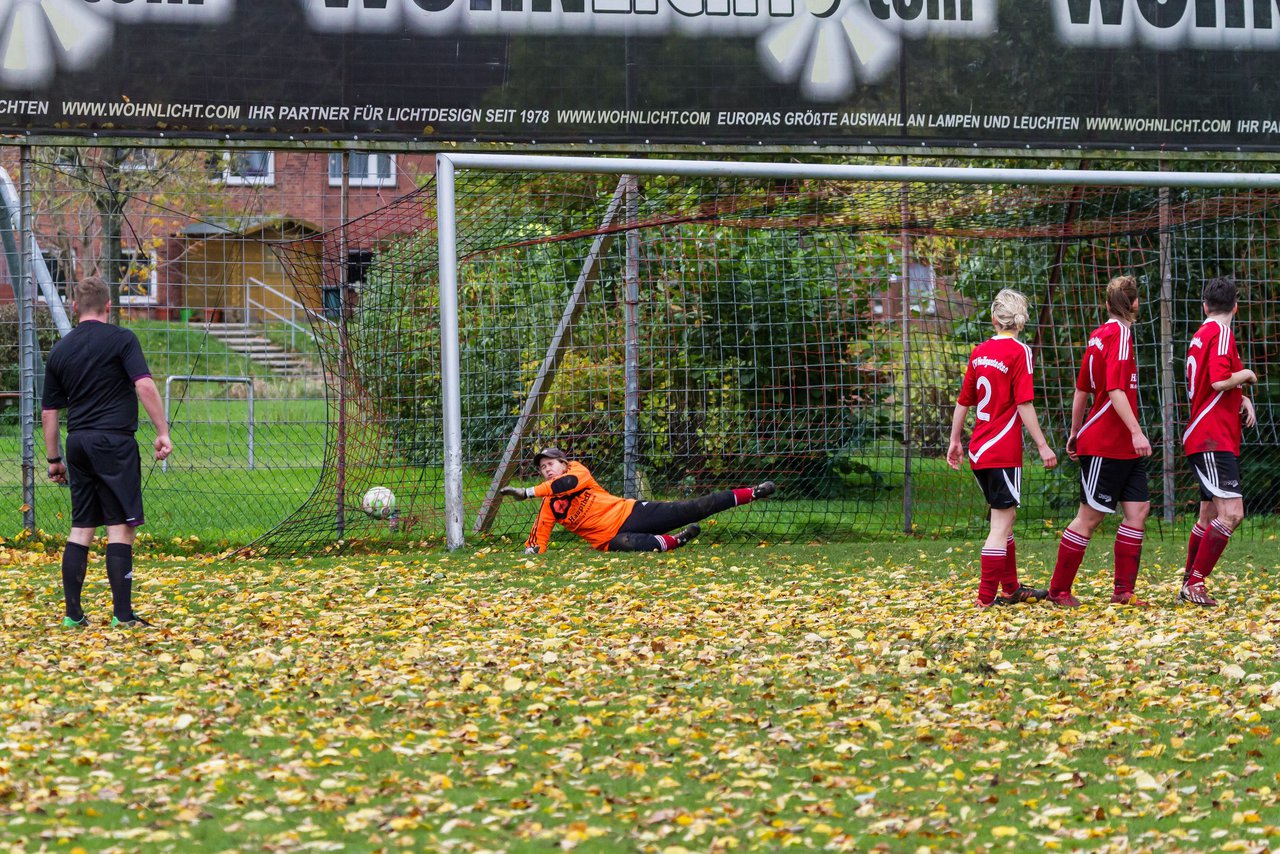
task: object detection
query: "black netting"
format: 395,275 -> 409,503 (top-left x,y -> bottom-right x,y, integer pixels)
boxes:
257,171 -> 1280,553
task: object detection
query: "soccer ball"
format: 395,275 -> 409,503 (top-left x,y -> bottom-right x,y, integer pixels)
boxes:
362,486 -> 396,519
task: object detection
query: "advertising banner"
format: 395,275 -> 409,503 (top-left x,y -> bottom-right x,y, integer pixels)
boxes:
1,0 -> 1279,149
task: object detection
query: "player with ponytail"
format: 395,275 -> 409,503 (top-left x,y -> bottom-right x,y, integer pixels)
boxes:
947,288 -> 1058,608
1045,274 -> 1153,607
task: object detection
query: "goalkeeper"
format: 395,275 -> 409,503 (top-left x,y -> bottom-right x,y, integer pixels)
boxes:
502,448 -> 775,553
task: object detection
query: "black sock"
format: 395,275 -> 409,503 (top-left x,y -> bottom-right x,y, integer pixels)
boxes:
105,543 -> 135,621
61,542 -> 90,620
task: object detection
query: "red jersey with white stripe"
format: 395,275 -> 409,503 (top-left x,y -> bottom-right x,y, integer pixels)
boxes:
956,335 -> 1035,469
1183,318 -> 1243,455
1075,319 -> 1141,460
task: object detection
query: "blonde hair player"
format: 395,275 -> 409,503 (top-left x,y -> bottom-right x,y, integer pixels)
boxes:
947,288 -> 1058,608
1044,274 -> 1152,607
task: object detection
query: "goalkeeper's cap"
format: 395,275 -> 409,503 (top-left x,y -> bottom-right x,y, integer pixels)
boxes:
533,447 -> 569,466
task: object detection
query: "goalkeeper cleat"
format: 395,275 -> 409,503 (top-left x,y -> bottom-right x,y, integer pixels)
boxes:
995,585 -> 1047,605
674,524 -> 701,547
1179,583 -> 1217,607
1046,591 -> 1082,609
1110,592 -> 1151,607
111,614 -> 153,629
61,615 -> 89,629
752,481 -> 777,500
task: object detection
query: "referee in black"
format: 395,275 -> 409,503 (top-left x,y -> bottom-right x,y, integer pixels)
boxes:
41,275 -> 173,628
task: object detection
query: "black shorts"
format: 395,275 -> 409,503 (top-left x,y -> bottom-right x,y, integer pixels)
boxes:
66,431 -> 144,529
1078,455 -> 1150,514
1188,451 -> 1244,501
971,467 -> 1021,510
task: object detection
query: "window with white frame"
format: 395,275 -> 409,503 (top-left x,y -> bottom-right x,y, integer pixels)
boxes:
118,248 -> 158,305
220,151 -> 275,185
329,152 -> 397,187
118,149 -> 158,172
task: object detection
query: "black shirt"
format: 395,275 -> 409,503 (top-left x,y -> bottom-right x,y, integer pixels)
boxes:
42,320 -> 152,434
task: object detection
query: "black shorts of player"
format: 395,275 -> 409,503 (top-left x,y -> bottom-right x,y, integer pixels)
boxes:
1188,451 -> 1244,501
971,467 -> 1021,510
66,430 -> 144,528
1078,455 -> 1150,514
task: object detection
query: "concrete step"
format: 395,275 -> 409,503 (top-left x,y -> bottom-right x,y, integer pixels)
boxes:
220,335 -> 275,345
200,323 -> 319,378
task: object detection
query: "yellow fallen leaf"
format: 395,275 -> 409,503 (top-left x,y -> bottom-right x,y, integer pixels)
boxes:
1221,663 -> 1247,681
1133,771 -> 1162,791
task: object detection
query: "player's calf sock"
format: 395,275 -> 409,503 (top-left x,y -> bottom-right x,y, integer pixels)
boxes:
979,547 -> 1005,606
1188,519 -> 1232,584
1113,524 -> 1144,597
1048,528 -> 1090,597
655,534 -> 679,551
1184,522 -> 1206,584
61,541 -> 90,621
732,487 -> 754,506
1001,535 -> 1019,596
105,543 -> 135,622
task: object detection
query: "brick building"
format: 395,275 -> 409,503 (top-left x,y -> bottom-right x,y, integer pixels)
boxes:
0,147 -> 435,322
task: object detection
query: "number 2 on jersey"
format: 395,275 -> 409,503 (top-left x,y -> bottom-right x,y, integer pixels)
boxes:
975,376 -> 993,422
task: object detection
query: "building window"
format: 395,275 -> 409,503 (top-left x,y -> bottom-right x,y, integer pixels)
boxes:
220,151 -> 275,186
118,149 -> 158,172
118,248 -> 158,305
329,153 -> 397,188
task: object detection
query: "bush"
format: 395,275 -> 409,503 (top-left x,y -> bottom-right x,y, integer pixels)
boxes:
0,303 -> 61,417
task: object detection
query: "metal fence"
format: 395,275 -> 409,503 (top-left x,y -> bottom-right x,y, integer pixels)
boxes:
0,145 -> 433,544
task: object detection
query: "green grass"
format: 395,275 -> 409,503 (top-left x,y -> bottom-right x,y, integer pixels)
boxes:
0,537 -> 1276,851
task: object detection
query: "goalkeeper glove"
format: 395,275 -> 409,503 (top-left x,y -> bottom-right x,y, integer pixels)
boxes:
500,486 -> 534,500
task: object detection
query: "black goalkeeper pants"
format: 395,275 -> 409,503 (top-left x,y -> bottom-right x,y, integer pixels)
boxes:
606,491 -> 738,552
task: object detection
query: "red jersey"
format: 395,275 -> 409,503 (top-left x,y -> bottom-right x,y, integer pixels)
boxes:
1075,319 -> 1142,459
1182,318 -> 1244,455
956,335 -> 1035,469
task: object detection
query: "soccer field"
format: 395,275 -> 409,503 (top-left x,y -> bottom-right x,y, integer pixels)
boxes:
1,536 -> 1277,851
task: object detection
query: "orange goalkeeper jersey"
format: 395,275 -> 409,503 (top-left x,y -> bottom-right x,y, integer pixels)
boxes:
525,461 -> 636,552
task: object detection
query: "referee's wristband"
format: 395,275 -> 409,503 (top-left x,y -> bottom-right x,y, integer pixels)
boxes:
47,456 -> 62,464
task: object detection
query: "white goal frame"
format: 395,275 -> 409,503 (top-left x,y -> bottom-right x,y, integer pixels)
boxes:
435,153 -> 1280,550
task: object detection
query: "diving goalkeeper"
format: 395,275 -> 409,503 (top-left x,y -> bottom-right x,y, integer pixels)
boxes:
501,448 -> 775,553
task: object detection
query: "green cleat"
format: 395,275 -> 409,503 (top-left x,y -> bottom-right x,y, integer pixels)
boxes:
61,615 -> 89,629
111,614 -> 153,629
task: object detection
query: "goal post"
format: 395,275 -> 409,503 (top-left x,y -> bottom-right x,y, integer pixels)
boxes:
433,154 -> 1280,551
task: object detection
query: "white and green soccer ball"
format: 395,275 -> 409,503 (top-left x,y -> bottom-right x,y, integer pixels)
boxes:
361,486 -> 396,519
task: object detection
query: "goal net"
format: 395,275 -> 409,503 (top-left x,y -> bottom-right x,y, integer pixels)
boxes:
262,159 -> 1280,553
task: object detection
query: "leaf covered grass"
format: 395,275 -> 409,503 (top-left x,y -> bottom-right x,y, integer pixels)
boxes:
1,536 -> 1278,851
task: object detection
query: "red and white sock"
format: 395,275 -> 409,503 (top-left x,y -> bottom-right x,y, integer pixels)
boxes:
1049,528 -> 1090,597
1113,524 -> 1144,597
732,487 -> 754,506
655,534 -> 679,552
979,546 -> 1006,606
1184,523 -> 1206,582
1002,535 -> 1019,596
1188,519 -> 1232,584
